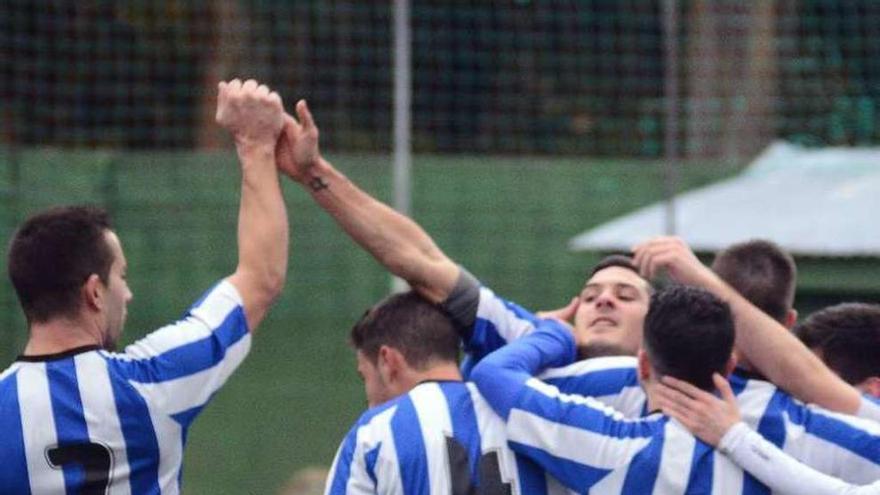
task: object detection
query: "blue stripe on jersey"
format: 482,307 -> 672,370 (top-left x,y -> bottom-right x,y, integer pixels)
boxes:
620,435 -> 663,495
171,404 -> 205,429
0,371 -> 32,495
47,359 -> 90,490
106,360 -> 162,494
515,455 -> 547,495
516,387 -> 659,439
391,397 -> 430,495
112,307 -> 248,384
470,319 -> 510,361
742,390 -> 787,495
729,373 -> 749,396
327,426 -> 360,494
686,440 -> 714,494
442,383 -> 482,486
784,399 -> 880,462
510,441 -> 612,489
544,367 -> 639,397
365,444 -> 381,486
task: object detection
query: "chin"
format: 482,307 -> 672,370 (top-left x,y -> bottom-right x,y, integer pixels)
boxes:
577,342 -> 635,359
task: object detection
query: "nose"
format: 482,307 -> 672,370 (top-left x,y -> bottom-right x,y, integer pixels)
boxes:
594,291 -> 616,309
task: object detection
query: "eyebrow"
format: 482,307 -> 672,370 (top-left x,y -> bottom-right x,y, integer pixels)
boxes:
583,282 -> 641,291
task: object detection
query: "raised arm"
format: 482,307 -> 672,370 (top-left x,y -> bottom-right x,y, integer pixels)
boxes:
275,102 -> 457,303
215,79 -> 289,331
657,375 -> 878,495
632,237 -> 864,416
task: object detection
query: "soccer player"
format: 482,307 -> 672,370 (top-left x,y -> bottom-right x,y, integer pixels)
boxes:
656,374 -> 880,495
633,236 -> 880,423
0,79 -> 290,493
471,285 -> 750,493
795,303 -> 880,398
323,291 -> 552,494
275,106 -> 880,488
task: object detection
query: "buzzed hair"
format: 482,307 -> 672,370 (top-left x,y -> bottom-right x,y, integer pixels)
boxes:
8,206 -> 114,323
350,291 -> 460,370
711,239 -> 796,323
794,303 -> 880,386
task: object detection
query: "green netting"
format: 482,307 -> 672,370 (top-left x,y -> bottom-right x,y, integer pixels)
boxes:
6,1 -> 880,155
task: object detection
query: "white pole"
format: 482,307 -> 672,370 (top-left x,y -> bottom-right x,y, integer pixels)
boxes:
392,0 -> 412,293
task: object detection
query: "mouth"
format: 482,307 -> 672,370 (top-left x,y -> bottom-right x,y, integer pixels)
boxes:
590,317 -> 618,327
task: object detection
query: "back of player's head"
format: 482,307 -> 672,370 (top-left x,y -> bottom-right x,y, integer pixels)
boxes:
711,239 -> 796,323
643,285 -> 734,391
350,290 -> 459,370
794,303 -> 880,386
588,254 -> 642,278
8,206 -> 113,323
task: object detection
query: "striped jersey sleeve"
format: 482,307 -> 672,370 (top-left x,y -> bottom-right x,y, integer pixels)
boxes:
470,321 -> 769,495
0,279 -> 251,495
729,373 -> 880,486
719,422 -> 880,495
104,279 -> 252,422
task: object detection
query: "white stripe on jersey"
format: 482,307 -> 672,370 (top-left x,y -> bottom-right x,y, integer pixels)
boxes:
652,421 -> 695,495
367,408 -> 402,495
409,384 -> 454,494
120,280 -> 243,360
18,363 -> 66,493
127,334 -> 251,415
75,353 -> 132,495
476,287 -> 534,342
525,378 -> 631,420
783,406 -> 880,484
507,407 -> 651,471
859,396 -> 880,423
466,383 -> 518,488
711,448 -> 743,495
539,356 -> 638,379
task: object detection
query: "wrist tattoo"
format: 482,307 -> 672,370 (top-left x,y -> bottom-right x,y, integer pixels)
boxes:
309,176 -> 329,192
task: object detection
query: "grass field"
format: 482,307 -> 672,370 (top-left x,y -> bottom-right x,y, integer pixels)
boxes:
1,148 -> 874,493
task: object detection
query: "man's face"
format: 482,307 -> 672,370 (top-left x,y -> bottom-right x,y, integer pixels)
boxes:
101,231 -> 133,351
356,350 -> 393,408
572,266 -> 651,358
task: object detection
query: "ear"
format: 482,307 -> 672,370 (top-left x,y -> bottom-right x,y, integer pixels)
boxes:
637,349 -> 651,382
83,274 -> 104,312
859,376 -> 880,399
784,309 -> 798,329
377,345 -> 405,382
723,354 -> 738,377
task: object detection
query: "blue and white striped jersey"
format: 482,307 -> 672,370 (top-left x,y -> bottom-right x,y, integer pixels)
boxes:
325,380 -> 569,495
0,280 -> 251,495
471,320 -> 750,495
464,284 -> 880,489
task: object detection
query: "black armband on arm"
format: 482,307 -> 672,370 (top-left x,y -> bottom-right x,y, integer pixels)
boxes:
440,267 -> 480,341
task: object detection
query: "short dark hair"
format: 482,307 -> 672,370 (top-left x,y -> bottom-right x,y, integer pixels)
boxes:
711,239 -> 796,323
350,291 -> 459,369
8,206 -> 114,323
589,254 -> 641,278
643,285 -> 735,391
794,303 -> 880,385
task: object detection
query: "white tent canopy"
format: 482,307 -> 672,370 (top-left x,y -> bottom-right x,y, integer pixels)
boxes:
569,142 -> 880,257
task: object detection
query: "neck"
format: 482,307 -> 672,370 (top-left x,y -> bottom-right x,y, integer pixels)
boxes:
405,361 -> 463,389
642,381 -> 662,414
24,315 -> 104,356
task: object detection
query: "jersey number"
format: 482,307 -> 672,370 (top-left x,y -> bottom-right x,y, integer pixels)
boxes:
47,442 -> 114,495
446,437 -> 512,495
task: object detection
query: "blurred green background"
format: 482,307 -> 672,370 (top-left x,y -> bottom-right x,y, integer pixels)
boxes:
5,0 -> 880,492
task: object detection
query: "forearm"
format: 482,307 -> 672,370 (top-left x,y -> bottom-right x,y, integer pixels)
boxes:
230,144 -> 289,330
710,278 -> 861,414
302,157 -> 457,303
720,423 -> 865,495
